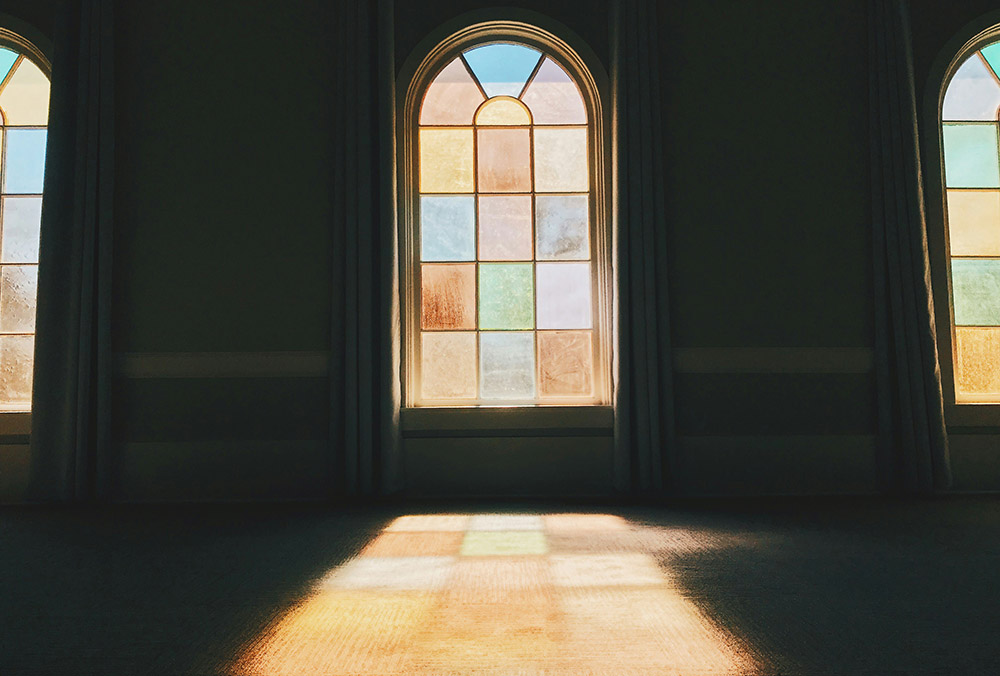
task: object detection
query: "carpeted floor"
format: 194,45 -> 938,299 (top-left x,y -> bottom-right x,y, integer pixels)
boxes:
2,498 -> 999,675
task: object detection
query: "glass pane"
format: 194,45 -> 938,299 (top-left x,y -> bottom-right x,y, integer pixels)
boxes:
478,263 -> 533,329
419,58 -> 484,126
0,58 -> 49,126
421,332 -> 476,399
478,195 -> 532,260
955,327 -> 1000,396
1,196 -> 42,263
538,330 -> 593,397
475,98 -> 531,125
943,124 -> 1000,188
479,331 -> 535,399
421,196 -> 475,261
462,44 -> 541,98
952,258 -> 1000,325
419,128 -> 474,193
534,128 -> 588,192
536,194 -> 589,259
947,190 -> 1000,256
4,129 -> 46,194
0,49 -> 18,83
421,263 -> 476,330
521,58 -> 587,124
0,264 -> 36,333
477,128 -> 530,192
943,54 -> 1000,121
536,262 -> 592,329
981,43 -> 1000,80
0,334 -> 32,406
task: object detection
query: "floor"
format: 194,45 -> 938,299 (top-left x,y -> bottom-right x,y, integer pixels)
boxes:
2,498 -> 999,675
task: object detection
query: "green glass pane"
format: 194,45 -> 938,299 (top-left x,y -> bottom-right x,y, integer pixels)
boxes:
478,263 -> 533,329
952,259 -> 1000,325
981,43 -> 1000,80
943,124 -> 1000,188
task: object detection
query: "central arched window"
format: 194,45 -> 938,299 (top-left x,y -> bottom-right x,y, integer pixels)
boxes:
403,28 -> 609,408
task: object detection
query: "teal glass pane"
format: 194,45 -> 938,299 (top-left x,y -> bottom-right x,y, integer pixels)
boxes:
478,263 -> 533,329
0,49 -> 17,84
943,54 -> 1000,121
981,43 -> 1000,80
421,196 -> 475,261
4,129 -> 46,194
952,259 -> 1000,325
943,124 -> 1000,188
536,195 -> 589,259
462,43 -> 541,98
479,331 -> 535,399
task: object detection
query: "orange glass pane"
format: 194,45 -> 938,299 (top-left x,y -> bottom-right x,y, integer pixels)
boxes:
420,129 -> 474,193
0,58 -> 49,126
421,332 -> 477,399
538,331 -> 593,397
478,195 -> 532,260
534,128 -> 588,192
521,58 -> 586,124
0,334 -> 32,407
475,98 -> 531,125
947,190 -> 1000,256
955,327 -> 1000,398
421,263 -> 475,330
477,128 -> 530,192
420,58 -> 484,126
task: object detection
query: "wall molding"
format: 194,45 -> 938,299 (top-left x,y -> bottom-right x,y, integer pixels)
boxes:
673,348 -> 874,374
115,352 -> 329,378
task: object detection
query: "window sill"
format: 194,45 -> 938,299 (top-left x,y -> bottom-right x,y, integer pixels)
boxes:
0,410 -> 30,440
401,405 -> 613,438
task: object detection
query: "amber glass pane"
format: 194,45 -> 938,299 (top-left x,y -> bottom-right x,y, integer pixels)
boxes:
947,190 -> 1000,256
475,98 -> 531,125
420,58 -> 484,126
421,264 -> 476,330
0,334 -> 31,406
478,195 -> 532,260
420,129 -> 474,193
421,332 -> 477,399
521,58 -> 586,125
534,128 -> 588,192
0,58 -> 49,126
0,265 -> 36,333
538,331 -> 593,397
477,128 -> 530,192
955,327 -> 1000,396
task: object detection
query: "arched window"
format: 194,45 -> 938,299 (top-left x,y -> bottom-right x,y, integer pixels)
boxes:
403,30 -> 609,407
0,35 -> 48,411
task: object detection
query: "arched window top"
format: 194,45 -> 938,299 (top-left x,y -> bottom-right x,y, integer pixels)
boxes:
0,46 -> 49,126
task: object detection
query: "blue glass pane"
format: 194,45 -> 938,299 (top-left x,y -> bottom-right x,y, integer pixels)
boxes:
479,331 -> 535,399
421,196 -> 475,261
981,43 -> 1000,81
952,259 -> 1000,325
462,43 -> 541,98
4,129 -> 46,194
0,49 -> 17,85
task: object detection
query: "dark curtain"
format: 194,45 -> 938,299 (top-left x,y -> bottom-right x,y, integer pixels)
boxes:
28,0 -> 114,502
611,0 -> 676,492
869,0 -> 951,494
329,0 -> 402,495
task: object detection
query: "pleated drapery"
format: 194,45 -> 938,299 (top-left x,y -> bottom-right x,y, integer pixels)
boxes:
611,0 -> 677,492
869,0 -> 951,494
27,0 -> 114,502
329,0 -> 402,495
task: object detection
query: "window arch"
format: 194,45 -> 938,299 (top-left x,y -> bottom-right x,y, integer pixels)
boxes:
0,32 -> 48,411
402,25 -> 609,407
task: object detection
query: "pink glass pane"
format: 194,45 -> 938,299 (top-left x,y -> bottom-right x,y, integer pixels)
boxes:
538,331 -> 593,397
521,58 -> 586,124
477,128 -> 530,192
536,262 -> 592,329
478,195 -> 532,260
419,58 -> 485,126
421,263 -> 476,330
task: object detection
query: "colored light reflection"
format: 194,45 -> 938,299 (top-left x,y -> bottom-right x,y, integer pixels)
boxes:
232,513 -> 756,674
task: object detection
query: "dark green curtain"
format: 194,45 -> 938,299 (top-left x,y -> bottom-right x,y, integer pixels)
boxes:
869,0 -> 951,494
28,0 -> 114,501
329,0 -> 402,495
611,0 -> 676,492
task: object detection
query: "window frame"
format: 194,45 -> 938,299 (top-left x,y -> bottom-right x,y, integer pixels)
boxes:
398,20 -> 612,411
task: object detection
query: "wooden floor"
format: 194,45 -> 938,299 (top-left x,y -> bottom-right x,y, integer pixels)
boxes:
2,497 -> 998,675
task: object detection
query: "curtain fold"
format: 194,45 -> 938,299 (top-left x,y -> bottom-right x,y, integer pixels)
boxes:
329,0 -> 401,496
869,0 -> 951,494
611,0 -> 677,493
27,0 -> 114,502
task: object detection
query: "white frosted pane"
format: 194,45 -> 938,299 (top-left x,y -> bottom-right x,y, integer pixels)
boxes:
536,195 -> 589,259
521,58 -> 586,124
536,262 -> 592,329
0,334 -> 32,406
1,197 -> 41,263
0,265 -> 36,333
943,54 -> 1000,121
534,128 -> 588,192
479,332 -> 535,400
421,332 -> 476,399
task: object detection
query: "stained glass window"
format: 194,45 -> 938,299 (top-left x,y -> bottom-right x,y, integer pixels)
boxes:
0,45 -> 48,410
413,40 -> 599,405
